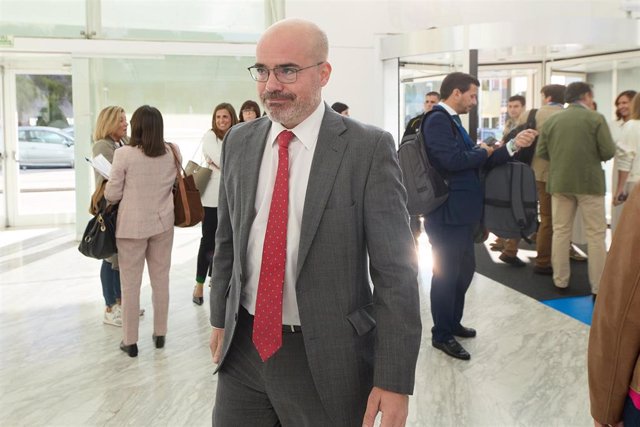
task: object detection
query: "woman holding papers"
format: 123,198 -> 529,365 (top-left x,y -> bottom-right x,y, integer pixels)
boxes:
192,103 -> 238,305
105,105 -> 179,357
92,106 -> 128,327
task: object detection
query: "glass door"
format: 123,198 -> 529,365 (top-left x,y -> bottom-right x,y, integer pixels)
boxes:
477,64 -> 542,143
3,67 -> 75,226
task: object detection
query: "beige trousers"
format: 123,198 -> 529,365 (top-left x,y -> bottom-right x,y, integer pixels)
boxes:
117,227 -> 174,345
551,193 -> 606,293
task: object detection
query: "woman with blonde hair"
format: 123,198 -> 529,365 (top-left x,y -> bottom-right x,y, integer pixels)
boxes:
105,105 -> 180,357
613,92 -> 640,208
192,103 -> 238,305
92,106 -> 128,327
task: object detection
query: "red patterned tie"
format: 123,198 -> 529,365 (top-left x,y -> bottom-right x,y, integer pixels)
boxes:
253,130 -> 294,361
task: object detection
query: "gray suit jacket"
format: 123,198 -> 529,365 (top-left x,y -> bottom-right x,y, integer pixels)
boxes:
210,106 -> 421,423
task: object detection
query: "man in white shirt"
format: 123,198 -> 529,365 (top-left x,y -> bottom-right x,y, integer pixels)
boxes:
208,18 -> 421,427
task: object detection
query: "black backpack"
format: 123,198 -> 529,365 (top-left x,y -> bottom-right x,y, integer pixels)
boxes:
397,110 -> 453,216
502,109 -> 538,166
483,161 -> 538,241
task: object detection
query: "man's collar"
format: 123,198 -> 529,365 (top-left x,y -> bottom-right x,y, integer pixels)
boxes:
437,101 -> 458,116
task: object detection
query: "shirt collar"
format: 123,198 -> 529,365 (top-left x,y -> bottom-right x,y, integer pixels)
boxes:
268,102 -> 325,151
438,101 -> 458,117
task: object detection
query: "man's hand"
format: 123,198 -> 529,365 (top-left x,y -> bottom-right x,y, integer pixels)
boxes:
613,190 -> 627,206
479,142 -> 495,157
210,328 -> 225,364
514,128 -> 539,148
362,386 -> 409,427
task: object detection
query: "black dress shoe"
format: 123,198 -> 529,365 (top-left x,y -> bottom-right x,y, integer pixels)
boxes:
453,326 -> 476,338
153,334 -> 165,349
499,253 -> 526,267
120,341 -> 138,357
432,338 -> 470,360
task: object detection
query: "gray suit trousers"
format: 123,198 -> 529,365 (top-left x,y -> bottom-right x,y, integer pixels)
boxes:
213,307 -> 340,427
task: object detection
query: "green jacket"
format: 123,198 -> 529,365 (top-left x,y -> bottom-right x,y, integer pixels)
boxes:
536,104 -> 615,195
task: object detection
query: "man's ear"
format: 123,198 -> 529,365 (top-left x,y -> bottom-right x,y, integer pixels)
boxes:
319,62 -> 332,87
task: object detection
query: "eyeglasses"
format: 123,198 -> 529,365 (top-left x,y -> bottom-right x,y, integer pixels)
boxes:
247,62 -> 324,84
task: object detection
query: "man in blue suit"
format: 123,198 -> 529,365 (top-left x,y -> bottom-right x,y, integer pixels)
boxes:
423,72 -> 537,360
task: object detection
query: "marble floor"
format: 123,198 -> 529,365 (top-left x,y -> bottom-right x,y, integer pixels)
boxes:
0,226 -> 592,426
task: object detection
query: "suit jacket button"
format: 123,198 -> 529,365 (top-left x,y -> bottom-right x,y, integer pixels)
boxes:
234,312 -> 238,322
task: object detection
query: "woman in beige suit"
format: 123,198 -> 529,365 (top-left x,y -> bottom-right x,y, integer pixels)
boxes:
105,105 -> 180,357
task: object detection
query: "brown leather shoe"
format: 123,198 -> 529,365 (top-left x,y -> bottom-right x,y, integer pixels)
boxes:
533,265 -> 553,275
499,253 -> 526,267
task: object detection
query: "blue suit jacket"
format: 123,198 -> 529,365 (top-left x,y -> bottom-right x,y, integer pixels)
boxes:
423,105 -> 510,225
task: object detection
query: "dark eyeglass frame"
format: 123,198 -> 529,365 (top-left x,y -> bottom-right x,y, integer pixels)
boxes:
247,62 -> 325,84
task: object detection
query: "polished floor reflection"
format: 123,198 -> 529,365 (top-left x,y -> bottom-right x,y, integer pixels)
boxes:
0,226 -> 591,426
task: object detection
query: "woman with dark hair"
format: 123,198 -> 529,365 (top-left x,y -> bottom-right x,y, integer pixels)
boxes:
331,101 -> 350,116
610,90 -> 637,232
105,105 -> 180,357
238,100 -> 261,122
192,103 -> 238,305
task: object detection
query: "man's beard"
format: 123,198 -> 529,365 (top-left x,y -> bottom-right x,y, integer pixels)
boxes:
261,89 -> 321,127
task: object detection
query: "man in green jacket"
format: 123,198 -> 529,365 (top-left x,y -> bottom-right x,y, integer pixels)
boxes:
536,82 -> 616,296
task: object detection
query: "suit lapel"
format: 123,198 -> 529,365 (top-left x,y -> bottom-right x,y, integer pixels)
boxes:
238,118 -> 271,274
296,107 -> 348,279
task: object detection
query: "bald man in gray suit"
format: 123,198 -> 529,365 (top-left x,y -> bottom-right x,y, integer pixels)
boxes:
209,19 -> 421,427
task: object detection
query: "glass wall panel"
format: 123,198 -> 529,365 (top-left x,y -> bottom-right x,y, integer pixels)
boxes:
478,67 -> 539,142
100,0 -> 264,42
0,0 -> 85,38
87,55 -> 257,164
15,74 -> 75,217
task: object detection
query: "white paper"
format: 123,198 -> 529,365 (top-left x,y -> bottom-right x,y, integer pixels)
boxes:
85,154 -> 111,179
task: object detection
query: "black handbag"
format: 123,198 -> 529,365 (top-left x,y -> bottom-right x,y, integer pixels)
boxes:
78,204 -> 118,259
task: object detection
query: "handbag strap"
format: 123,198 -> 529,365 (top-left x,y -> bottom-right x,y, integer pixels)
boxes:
190,139 -> 204,163
168,142 -> 191,225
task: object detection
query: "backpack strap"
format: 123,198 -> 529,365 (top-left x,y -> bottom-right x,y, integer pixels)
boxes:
525,108 -> 537,129
423,108 -> 457,137
510,163 -> 534,243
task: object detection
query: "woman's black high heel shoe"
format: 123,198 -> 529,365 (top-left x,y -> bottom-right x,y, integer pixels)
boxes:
120,341 -> 138,357
152,334 -> 165,349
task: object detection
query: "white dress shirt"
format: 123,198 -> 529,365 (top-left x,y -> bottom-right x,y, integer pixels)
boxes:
241,102 -> 325,325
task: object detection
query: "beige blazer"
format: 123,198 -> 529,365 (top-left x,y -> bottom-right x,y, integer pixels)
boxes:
588,184 -> 640,424
105,144 -> 180,239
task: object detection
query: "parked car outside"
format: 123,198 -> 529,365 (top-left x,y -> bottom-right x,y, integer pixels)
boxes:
61,126 -> 75,138
18,126 -> 75,169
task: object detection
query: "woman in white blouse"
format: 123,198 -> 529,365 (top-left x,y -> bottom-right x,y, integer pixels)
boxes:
610,90 -> 637,233
613,93 -> 640,212
193,103 -> 238,305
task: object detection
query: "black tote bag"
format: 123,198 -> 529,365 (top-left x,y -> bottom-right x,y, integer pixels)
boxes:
78,204 -> 118,259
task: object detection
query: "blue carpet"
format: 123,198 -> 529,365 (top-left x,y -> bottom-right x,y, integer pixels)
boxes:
541,295 -> 594,326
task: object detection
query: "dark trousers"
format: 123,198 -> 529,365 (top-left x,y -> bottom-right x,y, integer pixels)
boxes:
213,307 -> 333,427
100,260 -> 121,307
623,394 -> 640,425
196,206 -> 217,283
425,221 -> 475,342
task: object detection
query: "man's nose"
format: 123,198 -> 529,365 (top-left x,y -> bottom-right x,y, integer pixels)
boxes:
264,71 -> 283,91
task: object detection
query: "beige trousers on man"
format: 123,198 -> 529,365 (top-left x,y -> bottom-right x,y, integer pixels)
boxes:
551,193 -> 606,293
117,227 -> 174,345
